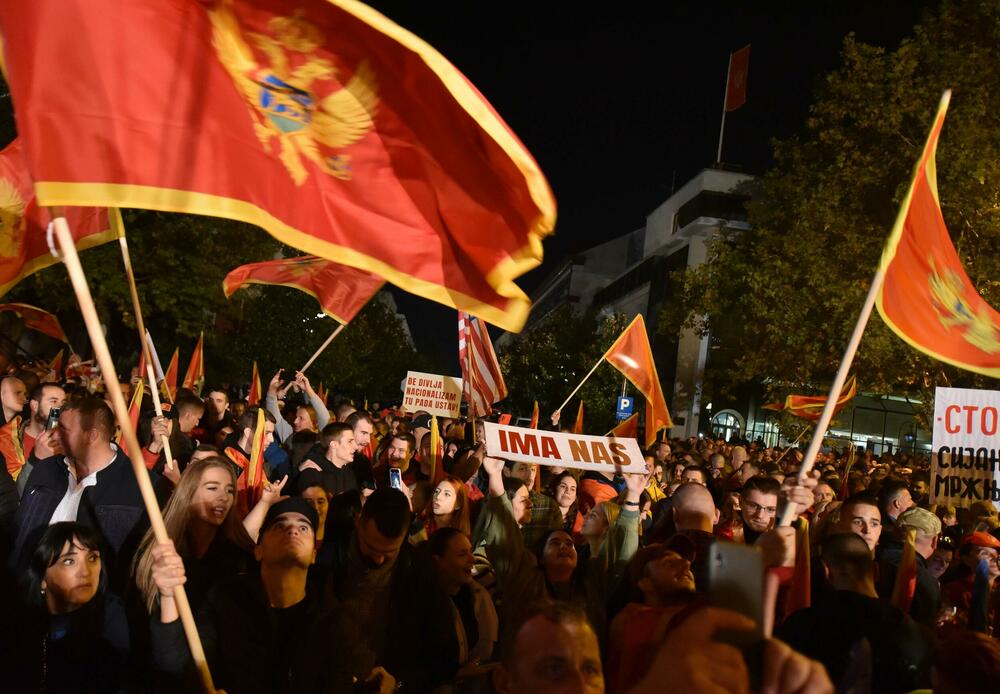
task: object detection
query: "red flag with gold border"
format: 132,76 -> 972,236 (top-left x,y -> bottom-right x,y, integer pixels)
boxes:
783,375 -> 858,422
0,303 -> 68,343
247,361 -> 262,406
224,256 -> 383,324
607,412 -> 639,439
0,416 -> 26,479
0,0 -> 555,332
572,401 -> 584,435
876,92 -> 1000,376
0,138 -> 116,298
162,348 -> 179,403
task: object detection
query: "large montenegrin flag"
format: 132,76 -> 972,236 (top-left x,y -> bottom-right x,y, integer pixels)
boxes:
0,0 -> 555,332
876,91 -> 1000,376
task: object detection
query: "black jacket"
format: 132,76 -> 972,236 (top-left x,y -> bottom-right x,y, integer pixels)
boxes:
11,450 -> 155,592
151,573 -> 362,694
876,545 -> 940,627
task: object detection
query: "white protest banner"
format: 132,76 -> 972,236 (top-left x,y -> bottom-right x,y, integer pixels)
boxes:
402,371 -> 463,418
931,386 -> 1000,509
484,422 -> 646,474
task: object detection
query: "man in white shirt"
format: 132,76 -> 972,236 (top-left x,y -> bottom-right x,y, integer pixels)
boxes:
11,396 -> 153,591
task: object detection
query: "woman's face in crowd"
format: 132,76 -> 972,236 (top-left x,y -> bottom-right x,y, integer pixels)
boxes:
301,487 -> 330,529
541,531 -> 577,572
192,466 -> 235,526
927,548 -> 953,579
434,533 -> 475,586
511,486 -> 532,525
555,477 -> 577,509
580,505 -> 609,538
432,481 -> 458,516
292,407 -> 314,433
44,538 -> 101,614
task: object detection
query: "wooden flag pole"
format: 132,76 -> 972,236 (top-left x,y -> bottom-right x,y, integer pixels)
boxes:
116,224 -> 154,370
50,216 -> 217,693
299,323 -> 344,373
556,353 -> 604,414
772,426 -> 810,467
146,364 -> 175,471
777,266 -> 886,527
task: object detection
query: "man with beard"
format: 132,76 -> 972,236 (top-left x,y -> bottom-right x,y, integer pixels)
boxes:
6,383 -> 66,490
327,487 -> 458,691
607,536 -> 698,692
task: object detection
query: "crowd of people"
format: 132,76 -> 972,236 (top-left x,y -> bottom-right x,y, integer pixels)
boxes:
0,360 -> 999,693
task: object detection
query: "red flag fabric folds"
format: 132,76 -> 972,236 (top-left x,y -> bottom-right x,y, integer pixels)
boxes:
725,45 -> 751,112
0,303 -> 68,343
224,256 -> 383,324
0,139 -> 115,298
0,0 -> 555,332
182,333 -> 205,396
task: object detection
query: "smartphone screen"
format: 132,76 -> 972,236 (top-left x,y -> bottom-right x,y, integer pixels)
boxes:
389,468 -> 403,490
707,541 -> 764,687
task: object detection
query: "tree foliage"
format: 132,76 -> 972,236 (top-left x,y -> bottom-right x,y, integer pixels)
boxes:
661,1 -> 1000,422
499,307 -> 629,435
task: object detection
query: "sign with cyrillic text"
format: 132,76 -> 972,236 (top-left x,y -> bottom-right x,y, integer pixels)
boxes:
402,371 -> 463,418
483,422 -> 646,474
931,387 -> 1000,509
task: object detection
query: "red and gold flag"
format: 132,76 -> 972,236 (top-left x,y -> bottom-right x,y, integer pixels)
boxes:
0,0 -> 555,332
0,303 -> 68,343
161,348 -> 179,403
224,256 -> 383,324
891,527 -> 919,614
572,401 -> 584,435
724,45 -> 751,112
607,412 -> 639,439
247,361 -> 262,406
529,401 -> 539,430
428,414 -> 442,483
782,375 -> 858,422
0,138 -> 116,298
238,408 -> 269,513
0,416 -> 26,479
181,332 -> 205,395
603,315 -> 673,447
875,92 -> 1000,376
117,382 -> 144,449
47,349 -> 64,379
785,518 -> 811,614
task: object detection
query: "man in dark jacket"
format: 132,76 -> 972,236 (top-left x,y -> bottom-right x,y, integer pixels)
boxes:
876,506 -> 941,627
327,487 -> 459,691
779,533 -> 933,692
10,396 -> 152,591
150,497 -> 386,693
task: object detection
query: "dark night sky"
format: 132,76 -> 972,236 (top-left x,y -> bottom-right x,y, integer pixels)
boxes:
367,0 -> 936,369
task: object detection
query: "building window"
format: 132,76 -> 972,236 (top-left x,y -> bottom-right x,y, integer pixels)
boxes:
711,409 -> 745,442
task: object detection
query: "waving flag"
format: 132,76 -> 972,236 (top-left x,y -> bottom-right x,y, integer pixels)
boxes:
607,411 -> 638,439
782,375 -> 858,422
875,92 -> 1000,377
162,348 -> 179,403
47,349 -> 65,379
0,416 -> 26,479
182,333 -> 205,396
0,139 -> 116,298
0,0 -> 555,332
890,527 -> 918,614
224,256 -> 383,324
0,303 -> 68,343
529,401 -> 539,430
238,407 -> 269,514
724,45 -> 751,112
117,382 -> 145,449
459,311 -> 507,417
572,401 -> 585,434
247,361 -> 262,406
603,315 -> 673,446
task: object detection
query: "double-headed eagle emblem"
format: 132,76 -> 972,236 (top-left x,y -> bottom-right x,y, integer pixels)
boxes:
0,178 -> 26,259
928,256 -> 1000,354
207,2 -> 379,185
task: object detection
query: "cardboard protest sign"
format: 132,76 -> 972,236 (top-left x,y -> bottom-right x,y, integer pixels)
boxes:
402,371 -> 463,418
931,387 -> 1000,509
484,422 -> 646,474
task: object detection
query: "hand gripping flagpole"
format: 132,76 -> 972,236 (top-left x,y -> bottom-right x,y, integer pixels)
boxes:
50,216 -> 217,693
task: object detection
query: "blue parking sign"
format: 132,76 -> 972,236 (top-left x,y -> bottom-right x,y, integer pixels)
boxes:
616,396 -> 634,421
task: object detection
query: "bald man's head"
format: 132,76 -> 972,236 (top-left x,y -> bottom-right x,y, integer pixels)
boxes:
671,482 -> 719,532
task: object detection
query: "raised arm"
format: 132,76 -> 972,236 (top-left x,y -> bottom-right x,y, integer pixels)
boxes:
264,371 -> 293,443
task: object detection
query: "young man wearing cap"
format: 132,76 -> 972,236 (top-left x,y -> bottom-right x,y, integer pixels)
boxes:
606,537 -> 698,692
876,506 -> 941,627
150,497 -> 396,693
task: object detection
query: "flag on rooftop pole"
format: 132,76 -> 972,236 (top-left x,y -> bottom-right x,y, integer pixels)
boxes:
716,44 -> 750,163
0,138 -> 116,298
0,0 -> 555,332
224,256 -> 384,324
458,311 -> 508,417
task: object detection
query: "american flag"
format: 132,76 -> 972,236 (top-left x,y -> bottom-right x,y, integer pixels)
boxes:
458,311 -> 508,417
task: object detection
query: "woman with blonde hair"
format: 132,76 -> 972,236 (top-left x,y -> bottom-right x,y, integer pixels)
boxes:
133,456 -> 285,612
